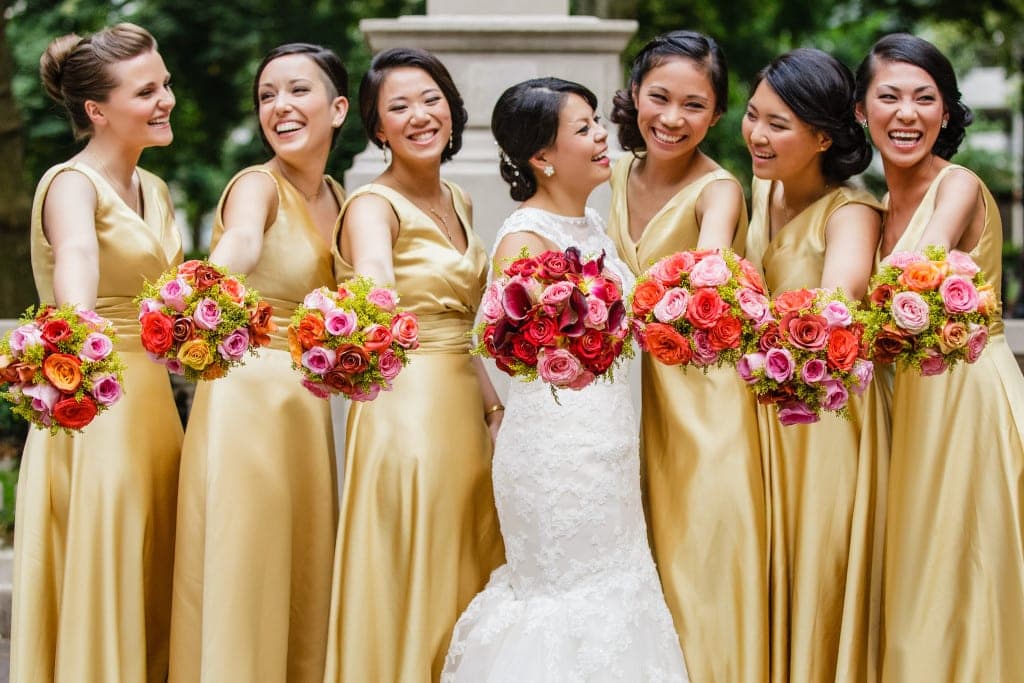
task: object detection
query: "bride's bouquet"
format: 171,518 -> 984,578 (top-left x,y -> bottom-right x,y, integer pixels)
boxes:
739,287 -> 874,426
629,248 -> 767,370
289,278 -> 418,401
136,260 -> 274,381
862,246 -> 995,375
0,304 -> 125,434
475,247 -> 632,391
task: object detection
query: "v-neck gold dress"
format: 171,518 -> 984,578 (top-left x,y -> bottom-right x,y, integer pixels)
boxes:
12,161 -> 183,682
747,177 -> 891,683
608,155 -> 768,683
323,182 -> 504,682
169,166 -> 343,683
879,165 -> 1024,681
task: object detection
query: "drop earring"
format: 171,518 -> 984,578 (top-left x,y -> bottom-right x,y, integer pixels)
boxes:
382,140 -> 390,164
941,119 -> 948,129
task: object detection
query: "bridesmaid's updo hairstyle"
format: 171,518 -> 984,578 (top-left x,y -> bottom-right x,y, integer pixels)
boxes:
491,77 -> 598,201
752,48 -> 872,184
253,43 -> 349,149
855,33 -> 972,160
611,30 -> 729,153
40,23 -> 156,140
359,47 -> 467,163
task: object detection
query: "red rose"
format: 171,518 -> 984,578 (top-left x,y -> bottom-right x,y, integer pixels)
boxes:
536,251 -> 571,280
523,315 -> 557,347
482,324 -> 499,356
171,316 -> 195,343
192,263 -> 224,290
52,395 -> 98,430
41,318 -> 73,345
686,288 -> 729,330
869,283 -> 896,310
757,383 -> 797,405
758,321 -> 782,353
335,343 -> 370,376
785,313 -> 829,351
323,368 -> 357,395
589,338 -> 620,374
708,314 -> 743,351
511,336 -> 538,365
631,279 -> 666,318
645,323 -> 693,366
826,327 -> 860,371
570,328 -> 605,362
774,288 -> 815,315
363,324 -> 393,352
140,311 -> 175,354
504,256 -> 539,278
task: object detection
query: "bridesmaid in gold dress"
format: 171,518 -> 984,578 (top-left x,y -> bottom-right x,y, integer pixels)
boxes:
742,48 -> 891,683
855,34 -> 1024,681
11,24 -> 182,682
323,47 -> 504,682
607,31 -> 767,683
168,44 -> 348,683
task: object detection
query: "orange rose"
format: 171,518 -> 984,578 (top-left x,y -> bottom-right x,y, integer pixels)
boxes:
287,326 -> 303,364
177,259 -> 203,278
773,289 -> 815,315
645,323 -> 693,366
977,283 -> 998,317
1,358 -> 38,384
193,263 -> 225,290
631,279 -> 666,318
42,353 -> 83,392
869,283 -> 896,309
249,301 -> 276,347
201,363 -> 227,380
826,327 -> 860,371
296,314 -> 326,349
898,261 -> 944,291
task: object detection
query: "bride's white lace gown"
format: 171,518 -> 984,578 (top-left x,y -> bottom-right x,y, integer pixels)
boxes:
442,207 -> 689,682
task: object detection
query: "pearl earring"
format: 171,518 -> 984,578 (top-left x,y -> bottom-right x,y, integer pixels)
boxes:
941,119 -> 948,129
543,165 -> 555,177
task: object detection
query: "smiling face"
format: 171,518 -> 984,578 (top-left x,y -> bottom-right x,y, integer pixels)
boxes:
633,56 -> 718,161
257,53 -> 347,159
536,92 -> 610,196
742,80 -> 827,182
857,59 -> 947,170
375,66 -> 452,165
90,49 -> 175,148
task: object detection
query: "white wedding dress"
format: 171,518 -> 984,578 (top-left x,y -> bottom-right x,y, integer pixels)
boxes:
442,207 -> 689,682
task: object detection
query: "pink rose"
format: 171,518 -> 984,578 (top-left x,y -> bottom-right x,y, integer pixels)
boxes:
378,349 -> 403,381
164,357 -> 184,375
217,328 -> 250,361
352,383 -> 383,402
688,254 -> 731,287
541,282 -> 575,305
192,298 -> 222,331
367,287 -> 398,312
890,291 -> 931,334
737,288 -> 771,324
691,329 -> 719,366
303,288 -> 336,314
75,306 -> 108,331
850,359 -> 874,395
939,275 -> 980,314
301,378 -> 332,399
919,347 -> 949,376
566,369 -> 597,390
390,312 -> 420,349
653,288 -> 689,323
966,324 -> 988,363
778,400 -> 819,426
537,347 -> 583,388
79,332 -> 114,362
737,352 -> 765,384
946,250 -> 981,277
324,308 -> 358,337
585,297 -> 609,328
137,298 -> 163,320
90,373 -> 122,406
9,324 -> 42,353
820,301 -> 852,328
764,347 -> 795,382
159,277 -> 193,312
821,378 -> 849,411
800,358 -> 827,383
480,282 -> 504,323
882,251 -> 926,268
301,346 -> 336,375
24,382 -> 59,413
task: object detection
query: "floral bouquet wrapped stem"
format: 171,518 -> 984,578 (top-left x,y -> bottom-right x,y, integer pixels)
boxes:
629,248 -> 769,370
863,246 -> 995,375
739,287 -> 874,426
475,247 -> 632,392
135,260 -> 275,381
289,277 -> 418,401
0,304 -> 125,434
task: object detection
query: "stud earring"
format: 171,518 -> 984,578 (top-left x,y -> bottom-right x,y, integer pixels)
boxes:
859,119 -> 868,129
543,165 -> 555,177
941,119 -> 948,129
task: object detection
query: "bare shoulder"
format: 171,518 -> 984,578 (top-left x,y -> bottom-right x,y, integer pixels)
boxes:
934,167 -> 982,209
828,201 -> 882,233
700,176 -> 744,206
46,168 -> 98,206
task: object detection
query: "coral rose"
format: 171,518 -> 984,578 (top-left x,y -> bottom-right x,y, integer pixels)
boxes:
686,288 -> 729,329
738,258 -> 766,294
645,323 -> 693,366
708,314 -> 742,351
826,327 -> 860,371
220,277 -> 246,303
363,324 -> 393,352
786,313 -> 829,351
52,395 -> 98,430
631,279 -> 666,317
140,311 -> 175,354
390,312 -> 419,349
42,353 -> 83,393
898,261 -> 944,291
773,289 -> 815,315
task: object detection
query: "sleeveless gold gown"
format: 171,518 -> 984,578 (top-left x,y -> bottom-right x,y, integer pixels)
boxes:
607,156 -> 768,683
169,166 -> 342,682
879,165 -> 1024,681
11,162 -> 183,682
323,182 -> 504,682
746,178 -> 891,683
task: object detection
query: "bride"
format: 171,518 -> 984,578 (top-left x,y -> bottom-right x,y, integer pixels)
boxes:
442,78 -> 689,681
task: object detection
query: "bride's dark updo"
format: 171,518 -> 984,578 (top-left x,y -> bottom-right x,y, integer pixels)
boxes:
491,77 -> 598,202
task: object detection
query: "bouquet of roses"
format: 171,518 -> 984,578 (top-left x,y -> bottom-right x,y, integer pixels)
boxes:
0,304 -> 125,434
136,260 -> 274,381
738,287 -> 874,426
863,246 -> 995,375
629,248 -> 769,370
289,277 -> 418,401
475,247 -> 632,391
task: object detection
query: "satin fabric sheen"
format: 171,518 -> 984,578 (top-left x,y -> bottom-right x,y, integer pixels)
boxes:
607,156 -> 769,683
746,178 -> 891,683
880,165 -> 1024,681
323,182 -> 504,682
168,166 -> 342,682
12,162 -> 184,682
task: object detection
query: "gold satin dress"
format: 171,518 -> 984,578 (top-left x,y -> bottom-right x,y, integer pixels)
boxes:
608,156 -> 769,683
323,182 -> 504,683
168,166 -> 342,683
746,178 -> 891,683
11,162 -> 184,682
879,165 -> 1024,681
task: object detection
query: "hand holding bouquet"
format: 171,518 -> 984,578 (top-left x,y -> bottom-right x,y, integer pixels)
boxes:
475,247 -> 632,391
863,246 -> 994,375
629,248 -> 768,371
0,304 -> 125,434
739,287 -> 874,426
289,278 -> 418,401
136,260 -> 274,381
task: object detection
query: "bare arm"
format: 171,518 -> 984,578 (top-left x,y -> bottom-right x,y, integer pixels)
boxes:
208,171 -> 278,274
338,194 -> 399,286
821,203 -> 882,300
914,168 -> 984,252
44,170 -> 100,308
695,178 -> 745,250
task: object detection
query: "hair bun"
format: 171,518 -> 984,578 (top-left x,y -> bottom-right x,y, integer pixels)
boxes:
39,33 -> 82,104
